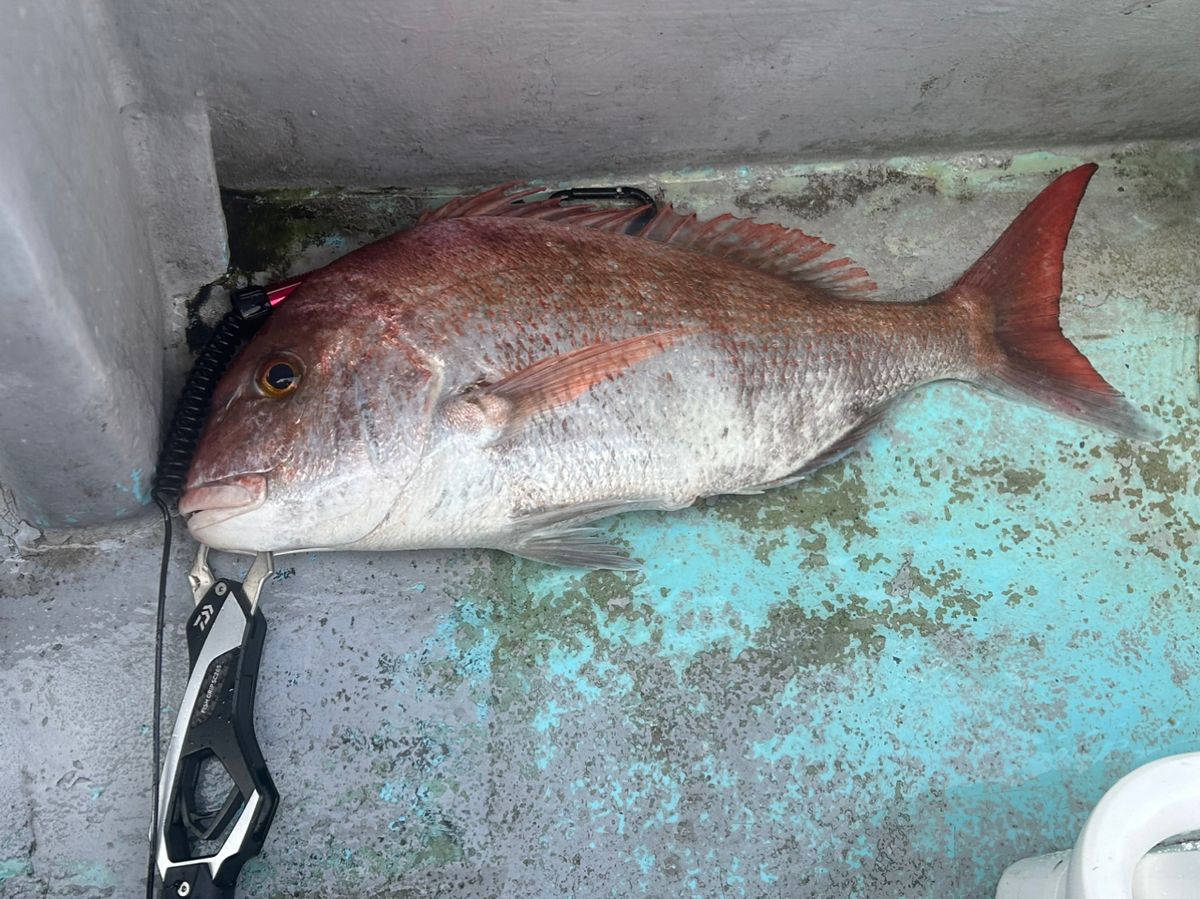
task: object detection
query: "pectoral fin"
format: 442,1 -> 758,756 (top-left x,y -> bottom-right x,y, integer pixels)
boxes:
445,330 -> 687,441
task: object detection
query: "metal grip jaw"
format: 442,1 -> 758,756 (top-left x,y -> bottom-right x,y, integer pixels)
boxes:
155,550 -> 278,898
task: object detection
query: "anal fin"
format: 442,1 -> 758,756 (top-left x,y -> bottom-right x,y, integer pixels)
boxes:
508,495 -> 693,569
511,527 -> 639,571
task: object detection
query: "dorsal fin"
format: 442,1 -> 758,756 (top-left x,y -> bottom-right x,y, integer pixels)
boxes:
418,184 -> 876,298
633,205 -> 876,297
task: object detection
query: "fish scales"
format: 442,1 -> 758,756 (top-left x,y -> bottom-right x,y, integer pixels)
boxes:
301,220 -> 951,527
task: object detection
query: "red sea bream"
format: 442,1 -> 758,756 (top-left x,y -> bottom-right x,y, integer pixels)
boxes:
180,164 -> 1153,567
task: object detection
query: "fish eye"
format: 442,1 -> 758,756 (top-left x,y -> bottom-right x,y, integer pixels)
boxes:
256,356 -> 302,398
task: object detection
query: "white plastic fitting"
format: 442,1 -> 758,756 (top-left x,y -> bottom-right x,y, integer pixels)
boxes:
1065,753 -> 1200,899
996,753 -> 1200,899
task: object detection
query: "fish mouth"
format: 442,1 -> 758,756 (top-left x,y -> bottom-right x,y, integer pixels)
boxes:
180,474 -> 267,530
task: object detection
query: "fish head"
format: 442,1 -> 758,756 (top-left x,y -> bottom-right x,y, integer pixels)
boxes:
180,287 -> 438,553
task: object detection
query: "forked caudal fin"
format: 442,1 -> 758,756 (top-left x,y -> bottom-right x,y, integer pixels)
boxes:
940,163 -> 1156,441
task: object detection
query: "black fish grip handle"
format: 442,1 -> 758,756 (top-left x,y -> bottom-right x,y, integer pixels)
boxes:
154,578 -> 277,898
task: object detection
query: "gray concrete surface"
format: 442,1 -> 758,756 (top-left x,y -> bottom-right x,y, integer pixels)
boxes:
109,0 -> 1200,188
0,1 -> 163,529
0,1 -> 226,529
1,145 -> 1196,897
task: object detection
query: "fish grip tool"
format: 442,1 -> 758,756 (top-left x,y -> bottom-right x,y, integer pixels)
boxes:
148,279 -> 298,899
153,548 -> 278,899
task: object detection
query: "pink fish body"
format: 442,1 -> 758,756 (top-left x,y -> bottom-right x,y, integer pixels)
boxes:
181,165 -> 1151,567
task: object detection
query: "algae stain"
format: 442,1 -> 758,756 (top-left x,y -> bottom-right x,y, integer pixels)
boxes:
896,151 -> 1086,199
1109,437 -> 1192,499
754,534 -> 787,564
855,552 -> 889,572
372,774 -> 466,870
709,581 -> 991,679
999,467 -> 1046,496
470,556 -> 650,667
947,456 -> 1049,501
799,532 -> 828,571
222,190 -> 326,275
883,554 -> 987,624
461,554 -> 664,712
733,165 -> 938,218
461,457 -> 996,705
220,186 -> 427,277
707,461 -> 879,548
1100,432 -> 1199,562
1109,144 -> 1200,201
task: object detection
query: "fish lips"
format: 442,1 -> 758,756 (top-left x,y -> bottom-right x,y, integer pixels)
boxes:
180,473 -> 268,531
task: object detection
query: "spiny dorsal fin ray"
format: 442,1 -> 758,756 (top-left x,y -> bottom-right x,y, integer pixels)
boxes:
634,206 -> 875,297
418,184 -> 876,299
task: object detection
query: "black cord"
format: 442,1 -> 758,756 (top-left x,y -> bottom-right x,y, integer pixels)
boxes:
154,309 -> 257,502
147,493 -> 172,899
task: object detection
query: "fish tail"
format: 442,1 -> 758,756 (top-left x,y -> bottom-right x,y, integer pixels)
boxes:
940,163 -> 1156,440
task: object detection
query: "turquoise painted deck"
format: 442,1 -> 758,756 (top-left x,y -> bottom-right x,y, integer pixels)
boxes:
0,143 -> 1196,897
